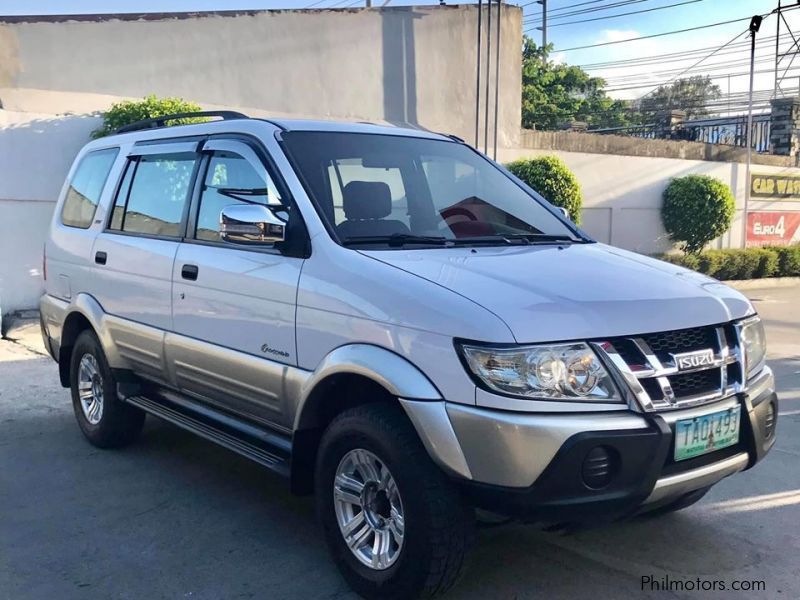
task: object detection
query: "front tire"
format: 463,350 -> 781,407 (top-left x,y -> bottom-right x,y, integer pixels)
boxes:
315,403 -> 474,599
70,330 -> 145,448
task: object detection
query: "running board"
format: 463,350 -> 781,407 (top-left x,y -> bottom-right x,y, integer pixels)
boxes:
125,394 -> 291,478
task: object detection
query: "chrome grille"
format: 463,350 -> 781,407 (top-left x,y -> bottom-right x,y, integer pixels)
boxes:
669,368 -> 721,397
641,327 -> 718,358
593,324 -> 743,412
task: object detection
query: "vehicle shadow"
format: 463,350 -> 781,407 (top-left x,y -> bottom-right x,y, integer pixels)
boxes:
5,394 -> 797,599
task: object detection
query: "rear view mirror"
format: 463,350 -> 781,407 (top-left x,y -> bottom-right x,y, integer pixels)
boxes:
220,204 -> 285,245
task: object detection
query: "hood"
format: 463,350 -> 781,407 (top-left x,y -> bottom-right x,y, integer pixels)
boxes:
361,243 -> 754,343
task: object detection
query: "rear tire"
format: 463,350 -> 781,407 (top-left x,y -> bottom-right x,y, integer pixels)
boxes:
315,402 -> 474,599
69,330 -> 145,448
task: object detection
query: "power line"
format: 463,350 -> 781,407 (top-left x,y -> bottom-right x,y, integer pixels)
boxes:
526,0 -> 652,22
526,0 -> 705,28
520,0 -> 641,15
578,35 -> 787,70
541,16 -> 752,51
602,55 -> 776,84
604,66 -> 800,92
635,23 -> 750,99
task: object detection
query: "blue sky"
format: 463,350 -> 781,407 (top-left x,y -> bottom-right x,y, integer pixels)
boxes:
1,0 -> 796,103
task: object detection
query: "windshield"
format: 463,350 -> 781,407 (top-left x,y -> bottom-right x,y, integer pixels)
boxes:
281,131 -> 579,248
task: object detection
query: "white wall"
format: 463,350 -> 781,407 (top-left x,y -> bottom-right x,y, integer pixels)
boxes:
4,110 -> 800,313
0,110 -> 100,314
498,147 -> 800,253
0,6 -> 522,149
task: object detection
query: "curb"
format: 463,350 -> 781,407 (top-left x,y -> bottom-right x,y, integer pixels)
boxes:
722,277 -> 800,291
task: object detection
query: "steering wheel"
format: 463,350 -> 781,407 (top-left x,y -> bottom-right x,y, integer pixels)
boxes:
438,206 -> 479,232
441,207 -> 478,222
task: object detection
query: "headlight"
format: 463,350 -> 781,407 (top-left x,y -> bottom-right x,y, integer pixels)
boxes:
458,342 -> 621,402
740,317 -> 767,378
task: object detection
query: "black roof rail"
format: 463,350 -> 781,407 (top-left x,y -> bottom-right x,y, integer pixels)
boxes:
115,110 -> 249,134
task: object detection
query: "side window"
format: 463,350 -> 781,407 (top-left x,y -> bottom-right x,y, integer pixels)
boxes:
60,148 -> 119,229
327,159 -> 407,226
195,151 -> 283,242
113,153 -> 197,238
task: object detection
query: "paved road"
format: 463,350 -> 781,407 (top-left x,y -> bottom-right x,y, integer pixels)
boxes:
1,287 -> 798,599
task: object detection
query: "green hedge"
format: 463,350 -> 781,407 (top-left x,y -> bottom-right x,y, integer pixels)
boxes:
506,155 -> 583,224
661,175 -> 735,254
92,95 -> 206,138
659,245 -> 800,280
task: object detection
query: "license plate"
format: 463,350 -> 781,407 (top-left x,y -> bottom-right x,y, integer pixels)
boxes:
674,406 -> 741,462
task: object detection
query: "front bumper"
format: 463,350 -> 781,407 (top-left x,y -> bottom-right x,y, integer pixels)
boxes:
405,367 -> 777,525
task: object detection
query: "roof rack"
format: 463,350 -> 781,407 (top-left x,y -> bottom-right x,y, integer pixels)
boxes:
115,110 -> 249,134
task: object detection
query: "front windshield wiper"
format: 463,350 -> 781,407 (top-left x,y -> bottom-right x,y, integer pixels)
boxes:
342,234 -> 452,247
341,232 -> 583,248
496,233 -> 582,244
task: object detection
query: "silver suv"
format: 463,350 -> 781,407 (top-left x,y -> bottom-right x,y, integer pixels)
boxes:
41,112 -> 778,599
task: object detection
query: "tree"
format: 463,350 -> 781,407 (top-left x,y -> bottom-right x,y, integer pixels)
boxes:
92,95 -> 206,138
521,37 -> 638,131
637,76 -> 722,121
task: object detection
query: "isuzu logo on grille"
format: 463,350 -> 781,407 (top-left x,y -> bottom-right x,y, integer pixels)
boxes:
672,348 -> 715,371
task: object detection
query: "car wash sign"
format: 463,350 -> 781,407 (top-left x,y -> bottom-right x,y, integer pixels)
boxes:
751,173 -> 800,199
746,212 -> 800,247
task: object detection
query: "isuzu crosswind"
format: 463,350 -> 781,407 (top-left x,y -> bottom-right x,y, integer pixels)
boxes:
40,112 -> 777,599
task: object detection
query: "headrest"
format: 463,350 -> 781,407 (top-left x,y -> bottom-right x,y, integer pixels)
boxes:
343,181 -> 392,220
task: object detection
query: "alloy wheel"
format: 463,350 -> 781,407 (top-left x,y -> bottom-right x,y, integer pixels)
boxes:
77,353 -> 104,425
333,448 -> 405,570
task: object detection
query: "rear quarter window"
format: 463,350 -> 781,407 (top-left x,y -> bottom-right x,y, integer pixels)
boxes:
60,148 -> 119,229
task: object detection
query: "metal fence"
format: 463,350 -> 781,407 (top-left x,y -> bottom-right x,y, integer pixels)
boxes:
590,114 -> 772,153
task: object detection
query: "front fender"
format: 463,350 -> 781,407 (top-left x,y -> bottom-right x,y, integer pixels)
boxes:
295,344 -> 442,430
293,344 -> 472,481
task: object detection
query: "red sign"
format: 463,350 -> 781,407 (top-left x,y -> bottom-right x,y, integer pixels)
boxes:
746,211 -> 800,247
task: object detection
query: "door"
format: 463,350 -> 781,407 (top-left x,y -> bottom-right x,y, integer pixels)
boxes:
90,142 -> 200,381
169,138 -> 305,428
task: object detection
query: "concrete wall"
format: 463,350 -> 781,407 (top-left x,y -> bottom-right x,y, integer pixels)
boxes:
0,6 -> 522,148
0,110 -> 100,314
0,5 -> 522,314
498,145 -> 800,253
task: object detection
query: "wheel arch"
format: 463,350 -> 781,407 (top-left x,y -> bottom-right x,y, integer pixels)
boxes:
290,345 -> 470,494
57,294 -> 120,387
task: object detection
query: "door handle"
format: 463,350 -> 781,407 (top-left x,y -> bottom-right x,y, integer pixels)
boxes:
95,251 -> 107,265
181,264 -> 199,281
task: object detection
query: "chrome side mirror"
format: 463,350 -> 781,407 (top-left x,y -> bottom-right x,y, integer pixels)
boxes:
220,204 -> 286,245
556,206 -> 571,221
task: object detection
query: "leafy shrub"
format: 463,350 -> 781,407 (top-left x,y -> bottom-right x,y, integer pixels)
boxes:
661,175 -> 735,254
658,245 -> 800,280
774,245 -> 800,276
697,250 -> 724,278
659,253 -> 699,271
506,155 -> 583,224
92,95 -> 206,138
752,248 -> 779,279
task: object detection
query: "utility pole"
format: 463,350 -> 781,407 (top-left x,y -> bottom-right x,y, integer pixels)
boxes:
743,15 -> 762,248
475,0 -> 483,147
484,0 -> 492,154
537,0 -> 547,52
774,0 -> 780,98
493,0 -> 501,159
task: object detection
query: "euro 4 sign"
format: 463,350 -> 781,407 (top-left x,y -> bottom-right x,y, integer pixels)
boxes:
746,212 -> 800,247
